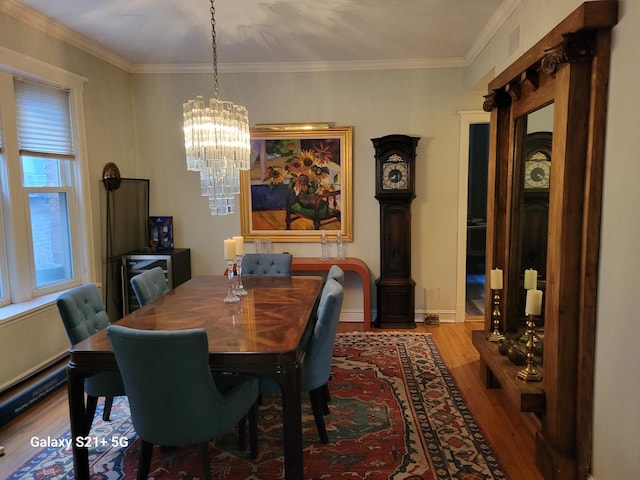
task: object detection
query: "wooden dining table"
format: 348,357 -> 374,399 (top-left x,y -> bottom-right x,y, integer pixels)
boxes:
67,274 -> 324,480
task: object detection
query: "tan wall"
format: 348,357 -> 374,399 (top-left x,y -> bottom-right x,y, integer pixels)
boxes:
131,69 -> 484,319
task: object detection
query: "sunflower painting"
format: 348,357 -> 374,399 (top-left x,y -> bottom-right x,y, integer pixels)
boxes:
241,126 -> 352,243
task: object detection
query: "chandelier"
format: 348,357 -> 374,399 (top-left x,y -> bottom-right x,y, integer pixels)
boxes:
183,0 -> 250,215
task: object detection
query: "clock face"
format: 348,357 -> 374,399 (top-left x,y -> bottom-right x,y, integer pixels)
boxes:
524,160 -> 551,189
382,155 -> 409,190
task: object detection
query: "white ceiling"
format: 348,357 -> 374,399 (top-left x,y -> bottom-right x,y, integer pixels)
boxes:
5,0 -> 520,72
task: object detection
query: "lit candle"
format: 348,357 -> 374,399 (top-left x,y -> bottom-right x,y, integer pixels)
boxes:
224,238 -> 236,259
490,268 -> 503,290
525,289 -> 543,315
524,269 -> 538,290
232,236 -> 244,255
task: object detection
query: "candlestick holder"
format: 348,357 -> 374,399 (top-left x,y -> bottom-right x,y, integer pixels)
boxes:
224,259 -> 240,303
487,289 -> 505,342
517,314 -> 543,381
234,254 -> 247,296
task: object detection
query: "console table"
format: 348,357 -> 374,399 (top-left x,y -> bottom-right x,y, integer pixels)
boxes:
291,257 -> 372,331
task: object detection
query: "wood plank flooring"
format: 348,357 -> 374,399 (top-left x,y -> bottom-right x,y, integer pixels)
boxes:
0,321 -> 542,479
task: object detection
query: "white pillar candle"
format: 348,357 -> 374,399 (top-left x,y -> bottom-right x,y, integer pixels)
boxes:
525,289 -> 543,315
232,236 -> 244,255
224,238 -> 236,259
524,269 -> 538,290
490,268 -> 503,290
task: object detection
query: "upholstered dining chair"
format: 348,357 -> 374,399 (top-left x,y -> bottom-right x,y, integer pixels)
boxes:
260,278 -> 344,443
107,325 -> 259,480
130,266 -> 170,307
56,284 -> 126,433
327,264 -> 344,285
241,253 -> 293,276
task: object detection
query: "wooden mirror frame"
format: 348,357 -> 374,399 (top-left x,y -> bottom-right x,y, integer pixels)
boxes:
473,2 -> 618,479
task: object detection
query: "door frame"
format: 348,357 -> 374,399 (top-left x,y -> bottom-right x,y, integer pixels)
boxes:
456,110 -> 490,322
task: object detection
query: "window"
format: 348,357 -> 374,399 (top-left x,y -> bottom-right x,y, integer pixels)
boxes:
0,57 -> 92,310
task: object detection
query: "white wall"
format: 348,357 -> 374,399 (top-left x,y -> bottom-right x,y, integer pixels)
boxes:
592,0 -> 640,478
0,301 -> 68,391
131,69 -> 483,319
468,0 -> 639,478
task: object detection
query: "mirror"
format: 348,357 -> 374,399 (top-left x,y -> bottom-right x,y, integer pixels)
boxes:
511,104 -> 554,331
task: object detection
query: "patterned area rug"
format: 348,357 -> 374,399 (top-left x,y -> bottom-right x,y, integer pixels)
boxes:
9,333 -> 507,479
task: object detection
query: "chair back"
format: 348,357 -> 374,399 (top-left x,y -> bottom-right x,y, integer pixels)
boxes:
303,278 -> 344,391
107,325 -> 257,446
56,284 -> 125,398
241,253 -> 292,276
327,264 -> 344,285
56,284 -> 110,344
130,266 -> 170,306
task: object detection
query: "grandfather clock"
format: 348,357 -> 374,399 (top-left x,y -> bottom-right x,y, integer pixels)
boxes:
372,134 -> 420,328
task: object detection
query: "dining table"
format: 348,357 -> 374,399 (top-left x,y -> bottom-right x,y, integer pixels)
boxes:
67,274 -> 324,480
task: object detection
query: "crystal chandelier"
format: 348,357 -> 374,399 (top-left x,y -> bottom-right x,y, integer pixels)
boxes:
183,0 -> 250,215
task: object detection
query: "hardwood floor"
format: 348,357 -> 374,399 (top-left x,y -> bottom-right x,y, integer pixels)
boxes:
0,321 -> 542,479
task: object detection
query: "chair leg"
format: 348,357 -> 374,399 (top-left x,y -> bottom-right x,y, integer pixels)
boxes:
321,383 -> 331,415
248,400 -> 258,459
309,388 -> 329,443
102,396 -> 114,421
238,415 -> 247,451
85,395 -> 98,435
138,440 -> 153,480
200,442 -> 212,480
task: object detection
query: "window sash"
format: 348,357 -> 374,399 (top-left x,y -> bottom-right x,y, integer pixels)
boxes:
0,65 -> 89,305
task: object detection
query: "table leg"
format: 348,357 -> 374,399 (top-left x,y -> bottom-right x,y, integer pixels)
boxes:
68,367 -> 90,480
279,365 -> 303,480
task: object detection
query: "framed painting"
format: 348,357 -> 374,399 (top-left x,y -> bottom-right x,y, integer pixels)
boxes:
240,125 -> 353,243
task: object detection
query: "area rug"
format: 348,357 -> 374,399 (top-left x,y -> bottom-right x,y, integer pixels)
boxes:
8,333 -> 507,479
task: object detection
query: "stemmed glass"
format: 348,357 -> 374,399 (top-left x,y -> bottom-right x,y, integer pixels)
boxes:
224,258 -> 240,303
234,254 -> 247,296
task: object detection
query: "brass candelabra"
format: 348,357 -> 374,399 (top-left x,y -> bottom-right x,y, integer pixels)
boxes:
487,289 -> 505,342
516,314 -> 543,381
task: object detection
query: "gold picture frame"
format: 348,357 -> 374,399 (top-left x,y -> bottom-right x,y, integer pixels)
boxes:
240,125 -> 352,243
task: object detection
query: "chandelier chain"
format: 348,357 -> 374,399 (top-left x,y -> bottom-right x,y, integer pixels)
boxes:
182,0 -> 251,215
210,0 -> 219,100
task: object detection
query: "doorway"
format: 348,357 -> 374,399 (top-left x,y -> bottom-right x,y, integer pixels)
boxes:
456,111 -> 490,322
466,123 -> 489,317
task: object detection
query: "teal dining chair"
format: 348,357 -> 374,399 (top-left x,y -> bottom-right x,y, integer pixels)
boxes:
327,264 -> 344,285
260,278 -> 344,443
130,266 -> 170,306
56,284 -> 126,433
107,325 -> 259,480
241,253 -> 292,276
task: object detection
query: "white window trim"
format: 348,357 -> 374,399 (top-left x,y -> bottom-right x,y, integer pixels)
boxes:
0,46 -> 96,316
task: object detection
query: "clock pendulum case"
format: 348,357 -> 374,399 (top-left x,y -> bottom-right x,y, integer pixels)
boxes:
372,134 -> 420,328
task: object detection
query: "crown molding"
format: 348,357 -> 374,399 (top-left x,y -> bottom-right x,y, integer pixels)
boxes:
132,56 -> 468,75
464,0 -> 522,64
0,0 -> 133,72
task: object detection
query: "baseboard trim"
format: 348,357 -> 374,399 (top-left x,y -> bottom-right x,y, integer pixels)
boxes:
0,364 -> 67,427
